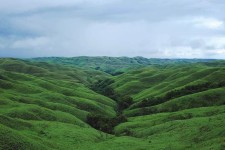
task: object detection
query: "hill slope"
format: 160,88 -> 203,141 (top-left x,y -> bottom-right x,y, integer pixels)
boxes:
0,57 -> 225,150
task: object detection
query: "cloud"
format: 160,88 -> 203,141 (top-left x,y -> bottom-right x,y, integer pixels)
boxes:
192,17 -> 224,29
11,37 -> 50,49
216,49 -> 225,54
0,0 -> 225,58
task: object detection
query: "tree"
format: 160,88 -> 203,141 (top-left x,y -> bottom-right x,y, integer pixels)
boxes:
117,96 -> 134,112
86,113 -> 127,134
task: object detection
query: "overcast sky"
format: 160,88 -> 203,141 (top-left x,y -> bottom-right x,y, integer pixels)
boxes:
0,0 -> 225,58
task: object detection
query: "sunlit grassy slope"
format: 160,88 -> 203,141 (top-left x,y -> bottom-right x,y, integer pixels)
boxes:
112,63 -> 225,100
111,62 -> 225,149
115,106 -> 225,149
0,58 -> 117,149
0,58 -> 225,150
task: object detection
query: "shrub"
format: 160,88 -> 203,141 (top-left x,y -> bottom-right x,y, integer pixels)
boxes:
91,78 -> 118,99
87,113 -> 127,134
117,96 -> 134,112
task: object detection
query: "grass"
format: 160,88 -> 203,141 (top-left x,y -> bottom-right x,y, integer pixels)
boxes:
115,106 -> 225,149
125,87 -> 225,117
0,57 -> 225,149
112,64 -> 225,101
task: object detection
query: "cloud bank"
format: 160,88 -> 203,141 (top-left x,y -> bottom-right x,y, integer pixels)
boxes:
0,0 -> 225,58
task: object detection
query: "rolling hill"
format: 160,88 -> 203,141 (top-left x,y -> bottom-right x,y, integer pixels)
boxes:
31,57 -> 216,75
0,57 -> 225,150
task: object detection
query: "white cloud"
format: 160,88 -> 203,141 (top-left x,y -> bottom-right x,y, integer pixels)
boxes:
192,17 -> 224,29
215,49 -> 225,54
159,46 -> 203,58
12,37 -> 50,49
207,37 -> 225,48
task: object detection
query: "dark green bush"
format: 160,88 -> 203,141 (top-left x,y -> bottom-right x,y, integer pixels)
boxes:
87,113 -> 127,134
117,96 -> 134,112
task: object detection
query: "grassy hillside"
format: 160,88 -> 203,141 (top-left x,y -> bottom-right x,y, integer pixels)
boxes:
0,58 -> 115,149
0,57 -> 225,149
110,61 -> 225,149
115,106 -> 225,149
112,63 -> 225,100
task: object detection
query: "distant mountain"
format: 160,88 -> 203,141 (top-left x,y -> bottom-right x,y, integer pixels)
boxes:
31,56 -> 217,75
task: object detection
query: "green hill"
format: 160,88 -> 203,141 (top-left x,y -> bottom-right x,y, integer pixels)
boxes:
0,57 -> 225,149
31,57 -> 216,75
115,105 -> 225,149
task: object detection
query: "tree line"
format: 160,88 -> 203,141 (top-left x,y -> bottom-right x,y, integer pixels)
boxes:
89,78 -> 134,134
132,81 -> 225,109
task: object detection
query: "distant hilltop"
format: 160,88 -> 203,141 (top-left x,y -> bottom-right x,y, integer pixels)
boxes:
30,56 -> 223,75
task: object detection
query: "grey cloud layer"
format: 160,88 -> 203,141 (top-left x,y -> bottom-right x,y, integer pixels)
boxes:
0,0 -> 225,58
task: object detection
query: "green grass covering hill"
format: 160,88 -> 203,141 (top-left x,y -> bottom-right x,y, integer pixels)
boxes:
0,58 -> 119,149
115,106 -> 225,149
112,64 -> 225,101
0,57 -> 225,149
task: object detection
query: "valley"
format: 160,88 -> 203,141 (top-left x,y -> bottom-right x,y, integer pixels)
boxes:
0,57 -> 225,150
